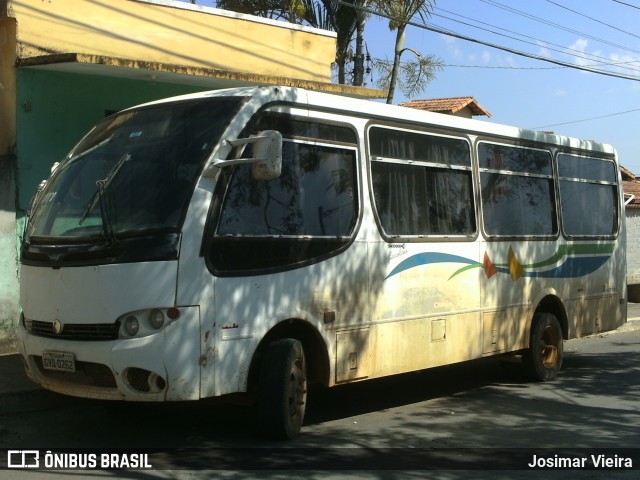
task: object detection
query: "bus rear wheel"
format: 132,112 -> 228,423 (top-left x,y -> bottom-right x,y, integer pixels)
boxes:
258,338 -> 307,440
523,313 -> 563,381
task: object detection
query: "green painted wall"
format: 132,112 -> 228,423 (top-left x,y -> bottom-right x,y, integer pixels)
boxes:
0,68 -> 205,352
16,68 -> 203,212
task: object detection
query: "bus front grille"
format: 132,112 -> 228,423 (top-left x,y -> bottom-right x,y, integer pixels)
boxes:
33,356 -> 117,388
26,319 -> 120,341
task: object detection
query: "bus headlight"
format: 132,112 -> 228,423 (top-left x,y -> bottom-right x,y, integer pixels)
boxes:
149,309 -> 165,329
118,308 -> 180,338
125,316 -> 140,336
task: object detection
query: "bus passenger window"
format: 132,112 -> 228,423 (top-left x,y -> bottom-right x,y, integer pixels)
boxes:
558,154 -> 618,237
368,126 -> 475,239
217,142 -> 357,237
478,143 -> 556,238
210,139 -> 359,273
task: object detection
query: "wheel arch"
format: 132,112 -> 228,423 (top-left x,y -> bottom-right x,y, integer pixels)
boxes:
247,318 -> 330,393
534,294 -> 568,340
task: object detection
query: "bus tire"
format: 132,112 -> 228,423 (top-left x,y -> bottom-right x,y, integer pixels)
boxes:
523,313 -> 563,382
258,338 -> 307,440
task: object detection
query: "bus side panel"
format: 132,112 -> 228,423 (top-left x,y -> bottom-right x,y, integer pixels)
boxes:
481,239 -> 625,343
568,240 -> 626,338
367,240 -> 482,378
210,240 -> 371,396
480,241 -> 558,352
481,305 -> 530,355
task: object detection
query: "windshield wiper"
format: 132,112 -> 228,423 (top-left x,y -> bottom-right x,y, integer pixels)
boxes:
79,153 -> 130,243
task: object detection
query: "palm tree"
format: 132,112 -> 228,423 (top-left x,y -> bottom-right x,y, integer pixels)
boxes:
373,0 -> 440,103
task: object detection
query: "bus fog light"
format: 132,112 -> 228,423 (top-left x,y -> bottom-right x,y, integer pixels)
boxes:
149,309 -> 165,329
125,316 -> 139,336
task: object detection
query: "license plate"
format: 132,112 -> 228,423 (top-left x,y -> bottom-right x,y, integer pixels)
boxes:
42,351 -> 76,373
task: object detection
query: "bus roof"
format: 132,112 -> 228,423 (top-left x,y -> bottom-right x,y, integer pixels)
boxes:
130,86 -> 617,157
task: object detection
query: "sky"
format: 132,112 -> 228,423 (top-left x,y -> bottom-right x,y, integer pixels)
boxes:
363,0 -> 640,173
185,0 -> 640,173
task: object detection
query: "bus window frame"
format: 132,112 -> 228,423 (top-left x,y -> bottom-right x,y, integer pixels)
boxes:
202,110 -> 364,277
556,152 -> 620,241
366,123 -> 478,243
477,140 -> 560,242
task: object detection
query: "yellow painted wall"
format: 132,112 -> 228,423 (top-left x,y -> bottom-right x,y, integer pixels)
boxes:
8,0 -> 336,82
0,16 -> 16,155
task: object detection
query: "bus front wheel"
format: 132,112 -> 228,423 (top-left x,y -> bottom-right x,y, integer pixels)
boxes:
523,313 -> 563,381
258,338 -> 307,440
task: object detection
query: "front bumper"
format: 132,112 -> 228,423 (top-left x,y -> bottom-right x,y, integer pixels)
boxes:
17,306 -> 201,401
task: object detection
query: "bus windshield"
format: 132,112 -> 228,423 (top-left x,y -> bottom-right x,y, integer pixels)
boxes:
26,97 -> 244,242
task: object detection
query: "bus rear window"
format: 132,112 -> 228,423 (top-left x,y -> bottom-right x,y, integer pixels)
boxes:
558,154 -> 618,238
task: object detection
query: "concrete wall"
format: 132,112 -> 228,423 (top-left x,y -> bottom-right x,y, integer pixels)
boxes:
0,156 -> 17,354
0,16 -> 17,352
627,208 -> 640,301
8,0 -> 336,83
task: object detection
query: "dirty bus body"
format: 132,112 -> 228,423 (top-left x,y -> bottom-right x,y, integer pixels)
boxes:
18,86 -> 626,439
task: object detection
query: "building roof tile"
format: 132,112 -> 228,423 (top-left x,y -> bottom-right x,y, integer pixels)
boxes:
622,167 -> 640,208
399,97 -> 492,117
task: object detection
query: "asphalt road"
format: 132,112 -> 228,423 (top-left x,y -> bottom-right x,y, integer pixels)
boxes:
1,323 -> 639,479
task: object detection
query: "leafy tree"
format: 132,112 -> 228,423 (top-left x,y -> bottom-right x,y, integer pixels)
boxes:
373,49 -> 442,102
215,0 -> 317,24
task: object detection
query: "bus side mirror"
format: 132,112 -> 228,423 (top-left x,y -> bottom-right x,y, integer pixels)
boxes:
206,130 -> 282,180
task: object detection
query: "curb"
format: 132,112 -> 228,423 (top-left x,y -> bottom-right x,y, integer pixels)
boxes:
617,318 -> 640,333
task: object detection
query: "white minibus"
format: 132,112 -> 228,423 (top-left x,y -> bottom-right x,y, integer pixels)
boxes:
18,86 -> 626,438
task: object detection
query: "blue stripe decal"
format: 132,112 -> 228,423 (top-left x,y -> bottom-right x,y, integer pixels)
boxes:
386,253 -> 479,279
495,256 -> 611,279
386,253 -> 611,281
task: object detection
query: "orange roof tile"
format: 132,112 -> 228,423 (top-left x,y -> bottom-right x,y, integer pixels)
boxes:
622,166 -> 640,208
400,97 -> 492,117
